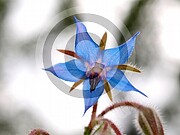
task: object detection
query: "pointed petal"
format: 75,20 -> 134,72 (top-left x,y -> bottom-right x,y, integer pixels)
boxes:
44,59 -> 86,82
83,79 -> 104,114
102,32 -> 140,67
100,32 -> 107,50
74,16 -> 100,64
69,79 -> 84,92
117,64 -> 141,73
104,80 -> 113,101
57,49 -> 80,59
106,68 -> 147,97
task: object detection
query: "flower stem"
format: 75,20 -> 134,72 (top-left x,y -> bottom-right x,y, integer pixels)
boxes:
88,102 -> 98,130
84,103 -> 99,135
99,118 -> 123,135
98,101 -> 144,118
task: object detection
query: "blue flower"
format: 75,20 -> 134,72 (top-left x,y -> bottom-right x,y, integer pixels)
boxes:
45,16 -> 147,114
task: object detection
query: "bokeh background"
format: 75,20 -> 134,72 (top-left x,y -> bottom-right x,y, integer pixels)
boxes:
0,0 -> 180,134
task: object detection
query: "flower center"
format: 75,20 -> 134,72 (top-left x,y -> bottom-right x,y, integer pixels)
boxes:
87,63 -> 104,92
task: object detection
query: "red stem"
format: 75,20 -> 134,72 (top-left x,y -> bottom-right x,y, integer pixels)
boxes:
98,101 -> 144,118
102,122 -> 108,133
99,118 -> 123,135
88,102 -> 98,130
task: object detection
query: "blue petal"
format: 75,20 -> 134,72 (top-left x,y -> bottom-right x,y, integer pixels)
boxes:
106,67 -> 147,97
44,59 -> 86,82
74,16 -> 100,64
102,32 -> 140,67
83,79 -> 104,114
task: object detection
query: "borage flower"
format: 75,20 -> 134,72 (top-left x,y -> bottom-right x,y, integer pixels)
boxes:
45,17 -> 147,114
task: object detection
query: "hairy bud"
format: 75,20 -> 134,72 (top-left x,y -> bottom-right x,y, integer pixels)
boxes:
29,129 -> 50,135
137,107 -> 164,135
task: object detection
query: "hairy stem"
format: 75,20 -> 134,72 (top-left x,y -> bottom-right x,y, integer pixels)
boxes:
88,102 -> 98,131
98,118 -> 123,135
98,101 -> 144,118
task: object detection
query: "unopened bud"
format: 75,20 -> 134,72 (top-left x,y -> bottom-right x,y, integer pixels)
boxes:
29,129 -> 50,135
137,107 -> 164,135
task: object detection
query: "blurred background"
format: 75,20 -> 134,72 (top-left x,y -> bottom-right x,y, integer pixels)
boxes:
0,0 -> 180,134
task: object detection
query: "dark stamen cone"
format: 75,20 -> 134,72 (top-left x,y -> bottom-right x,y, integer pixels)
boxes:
89,76 -> 101,92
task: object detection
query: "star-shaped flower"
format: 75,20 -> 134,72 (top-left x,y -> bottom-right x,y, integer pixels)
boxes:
45,16 -> 147,114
